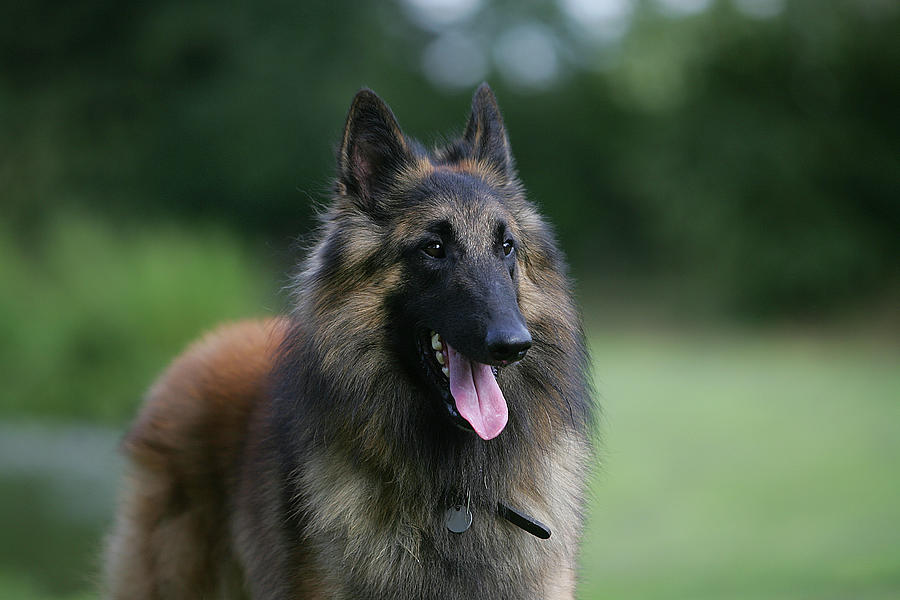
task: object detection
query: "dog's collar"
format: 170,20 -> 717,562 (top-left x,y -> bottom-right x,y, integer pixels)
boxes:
497,502 -> 552,539
444,500 -> 551,539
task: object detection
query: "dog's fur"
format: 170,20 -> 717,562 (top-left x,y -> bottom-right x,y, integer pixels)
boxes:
104,85 -> 595,599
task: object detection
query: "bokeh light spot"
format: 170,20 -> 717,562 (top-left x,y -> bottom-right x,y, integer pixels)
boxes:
403,0 -> 483,31
560,0 -> 635,43
422,31 -> 488,90
732,0 -> 785,19
655,0 -> 713,17
493,23 -> 560,91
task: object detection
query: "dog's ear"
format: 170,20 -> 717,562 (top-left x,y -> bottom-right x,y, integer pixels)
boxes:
463,83 -> 514,177
338,89 -> 412,213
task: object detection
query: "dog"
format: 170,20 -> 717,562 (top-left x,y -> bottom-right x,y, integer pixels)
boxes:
103,83 -> 595,599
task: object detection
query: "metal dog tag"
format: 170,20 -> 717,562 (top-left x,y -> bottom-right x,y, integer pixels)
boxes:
444,505 -> 473,534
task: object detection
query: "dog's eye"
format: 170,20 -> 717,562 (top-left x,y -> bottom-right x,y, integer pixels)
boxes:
423,241 -> 445,259
503,240 -> 515,256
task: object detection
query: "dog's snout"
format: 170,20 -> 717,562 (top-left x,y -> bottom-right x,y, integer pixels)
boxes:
486,325 -> 532,364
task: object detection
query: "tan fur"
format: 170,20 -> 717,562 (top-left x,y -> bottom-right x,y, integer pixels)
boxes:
430,159 -> 505,187
105,317 -> 588,599
104,319 -> 288,600
104,86 -> 595,599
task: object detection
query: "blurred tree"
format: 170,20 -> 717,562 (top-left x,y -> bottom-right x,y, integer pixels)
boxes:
1,0 -> 897,315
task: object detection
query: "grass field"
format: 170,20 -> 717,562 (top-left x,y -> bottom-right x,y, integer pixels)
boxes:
581,330 -> 900,599
1,328 -> 897,599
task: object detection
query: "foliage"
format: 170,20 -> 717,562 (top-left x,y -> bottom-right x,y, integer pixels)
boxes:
0,214 -> 279,422
1,0 -> 897,315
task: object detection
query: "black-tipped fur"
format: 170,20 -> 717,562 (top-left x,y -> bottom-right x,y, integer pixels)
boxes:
104,84 -> 596,600
337,89 -> 413,217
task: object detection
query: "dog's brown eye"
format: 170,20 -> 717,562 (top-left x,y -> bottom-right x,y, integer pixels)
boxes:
423,241 -> 445,258
503,240 -> 514,256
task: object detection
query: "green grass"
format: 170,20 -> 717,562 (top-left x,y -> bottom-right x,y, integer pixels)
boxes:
580,331 -> 900,599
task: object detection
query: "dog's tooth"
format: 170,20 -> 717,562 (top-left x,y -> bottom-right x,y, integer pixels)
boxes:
431,332 -> 442,351
442,366 -> 449,377
435,351 -> 445,365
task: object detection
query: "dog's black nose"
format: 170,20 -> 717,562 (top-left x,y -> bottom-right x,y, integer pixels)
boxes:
486,325 -> 532,364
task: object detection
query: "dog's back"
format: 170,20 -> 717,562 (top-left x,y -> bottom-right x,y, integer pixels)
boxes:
104,318 -> 287,599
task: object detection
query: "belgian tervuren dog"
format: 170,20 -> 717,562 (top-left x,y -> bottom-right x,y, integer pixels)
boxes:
104,84 -> 595,599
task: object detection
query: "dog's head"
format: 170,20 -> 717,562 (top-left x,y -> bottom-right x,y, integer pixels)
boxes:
307,85 -> 563,442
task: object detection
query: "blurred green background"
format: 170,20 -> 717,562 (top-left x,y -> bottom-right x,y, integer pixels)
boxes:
1,0 -> 897,598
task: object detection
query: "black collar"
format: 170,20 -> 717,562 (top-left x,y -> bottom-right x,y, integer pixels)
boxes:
497,502 -> 551,539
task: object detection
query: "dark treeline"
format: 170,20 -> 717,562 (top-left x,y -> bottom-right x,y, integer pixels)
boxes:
2,0 -> 897,315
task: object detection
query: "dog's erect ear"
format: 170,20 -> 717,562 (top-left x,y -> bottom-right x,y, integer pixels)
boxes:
338,89 -> 412,212
463,83 -> 514,177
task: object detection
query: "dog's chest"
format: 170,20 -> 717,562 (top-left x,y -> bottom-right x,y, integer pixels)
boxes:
296,430 -> 587,599
332,506 -> 559,599
300,464 -> 580,599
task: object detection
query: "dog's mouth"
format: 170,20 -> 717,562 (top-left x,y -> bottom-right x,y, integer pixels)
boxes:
417,331 -> 508,440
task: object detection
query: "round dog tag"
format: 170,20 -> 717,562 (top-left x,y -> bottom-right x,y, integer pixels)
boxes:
444,505 -> 473,534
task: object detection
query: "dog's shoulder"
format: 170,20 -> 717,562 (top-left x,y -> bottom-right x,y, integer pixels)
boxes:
122,318 -> 289,473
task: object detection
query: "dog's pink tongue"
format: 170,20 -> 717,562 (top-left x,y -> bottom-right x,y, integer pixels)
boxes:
446,343 -> 508,440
